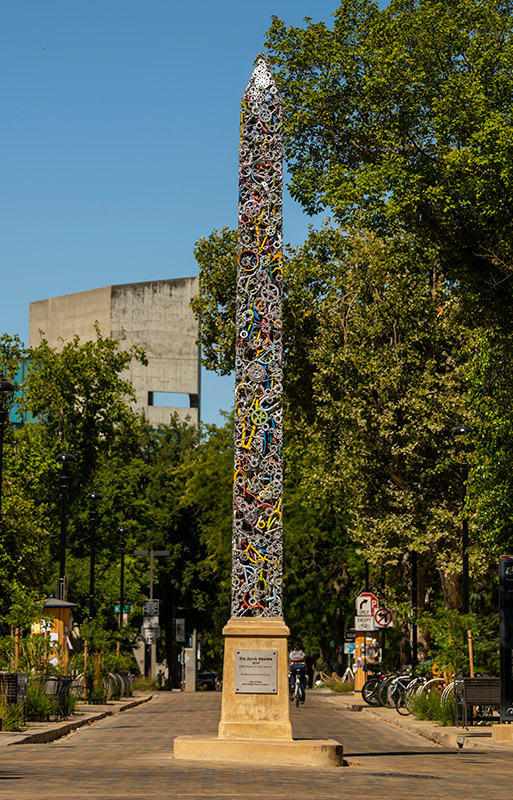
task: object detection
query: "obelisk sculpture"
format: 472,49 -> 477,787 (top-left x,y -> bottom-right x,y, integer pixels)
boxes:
173,58 -> 343,763
231,56 -> 284,619
217,56 -> 292,740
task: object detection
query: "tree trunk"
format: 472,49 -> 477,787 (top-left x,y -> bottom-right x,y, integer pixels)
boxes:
438,566 -> 462,611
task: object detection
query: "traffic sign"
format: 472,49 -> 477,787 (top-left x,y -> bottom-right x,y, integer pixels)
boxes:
175,618 -> 186,643
114,604 -> 133,614
344,628 -> 356,642
142,615 -> 159,629
374,607 -> 394,628
354,615 -> 378,631
355,592 -> 379,616
143,599 -> 159,616
143,630 -> 157,645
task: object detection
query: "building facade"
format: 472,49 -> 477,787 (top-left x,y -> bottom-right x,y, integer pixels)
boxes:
29,277 -> 200,426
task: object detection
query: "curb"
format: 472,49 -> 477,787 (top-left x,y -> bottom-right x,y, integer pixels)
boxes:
318,690 -> 508,751
7,693 -> 153,746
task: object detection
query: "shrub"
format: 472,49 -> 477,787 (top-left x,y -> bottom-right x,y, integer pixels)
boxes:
0,700 -> 24,731
408,689 -> 455,726
25,679 -> 58,722
318,676 -> 354,693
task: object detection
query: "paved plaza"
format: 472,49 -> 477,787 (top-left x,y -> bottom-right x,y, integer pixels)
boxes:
0,691 -> 512,799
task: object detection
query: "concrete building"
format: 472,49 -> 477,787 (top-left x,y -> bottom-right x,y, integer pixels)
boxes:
29,277 -> 200,426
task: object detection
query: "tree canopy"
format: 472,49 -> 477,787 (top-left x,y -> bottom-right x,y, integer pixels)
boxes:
266,0 -> 513,316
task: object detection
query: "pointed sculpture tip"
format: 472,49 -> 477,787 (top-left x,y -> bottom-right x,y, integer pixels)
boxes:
246,52 -> 278,94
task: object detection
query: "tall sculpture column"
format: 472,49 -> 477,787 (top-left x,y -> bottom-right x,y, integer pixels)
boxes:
231,56 -> 284,619
217,56 -> 291,741
173,57 -> 343,764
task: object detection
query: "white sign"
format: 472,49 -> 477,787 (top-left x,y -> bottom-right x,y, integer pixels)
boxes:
355,592 -> 379,616
142,615 -> 159,628
374,607 -> 394,628
143,599 -> 159,616
355,615 -> 378,631
144,630 -> 157,645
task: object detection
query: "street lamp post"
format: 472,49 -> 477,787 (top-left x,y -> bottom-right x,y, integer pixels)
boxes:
87,490 -> 102,621
453,423 -> 471,615
118,528 -> 129,630
55,452 -> 75,601
0,375 -> 14,519
411,550 -> 418,670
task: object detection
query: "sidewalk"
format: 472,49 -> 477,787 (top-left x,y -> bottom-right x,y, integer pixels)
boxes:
320,689 -> 512,751
0,691 -> 153,746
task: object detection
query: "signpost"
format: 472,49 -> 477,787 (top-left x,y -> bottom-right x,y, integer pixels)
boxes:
134,550 -> 169,679
354,592 -> 380,693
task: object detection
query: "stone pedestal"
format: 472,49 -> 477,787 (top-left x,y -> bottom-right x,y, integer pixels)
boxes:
173,616 -> 344,767
217,616 -> 292,740
492,724 -> 513,742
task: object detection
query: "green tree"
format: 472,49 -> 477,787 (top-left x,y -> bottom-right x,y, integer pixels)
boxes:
465,329 -> 513,555
266,0 -> 513,316
25,325 -> 147,487
192,222 -> 475,626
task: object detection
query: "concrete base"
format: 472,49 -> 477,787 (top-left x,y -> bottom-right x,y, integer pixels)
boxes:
217,616 -> 293,740
173,734 -> 344,767
492,725 -> 513,742
172,616 -> 343,766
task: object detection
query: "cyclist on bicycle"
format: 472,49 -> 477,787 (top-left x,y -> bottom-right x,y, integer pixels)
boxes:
288,641 -> 306,703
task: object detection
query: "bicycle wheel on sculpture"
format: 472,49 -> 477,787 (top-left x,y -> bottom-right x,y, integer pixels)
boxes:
362,677 -> 381,706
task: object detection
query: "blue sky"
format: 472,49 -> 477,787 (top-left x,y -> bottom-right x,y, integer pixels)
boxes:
1,1 -> 373,425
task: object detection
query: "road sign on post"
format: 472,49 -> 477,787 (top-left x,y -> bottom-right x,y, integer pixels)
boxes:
142,615 -> 159,629
143,599 -> 159,616
354,615 -> 378,631
374,607 -> 394,629
144,630 -> 157,645
176,618 -> 186,643
355,592 -> 379,616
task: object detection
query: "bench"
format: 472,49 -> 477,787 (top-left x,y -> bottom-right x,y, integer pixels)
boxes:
453,677 -> 501,728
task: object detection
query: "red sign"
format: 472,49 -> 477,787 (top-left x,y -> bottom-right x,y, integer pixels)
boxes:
374,607 -> 394,628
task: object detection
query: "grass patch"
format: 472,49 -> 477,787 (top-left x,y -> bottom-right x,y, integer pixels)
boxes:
0,701 -> 23,731
132,677 -> 158,691
319,677 -> 354,693
408,690 -> 455,726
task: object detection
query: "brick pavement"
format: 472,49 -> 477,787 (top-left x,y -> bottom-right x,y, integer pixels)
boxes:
0,690 -> 511,799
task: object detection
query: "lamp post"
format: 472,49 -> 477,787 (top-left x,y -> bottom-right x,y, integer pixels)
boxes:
118,528 -> 128,630
453,423 -> 471,615
55,452 -> 75,601
0,375 -> 14,519
87,490 -> 102,621
411,550 -> 418,670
